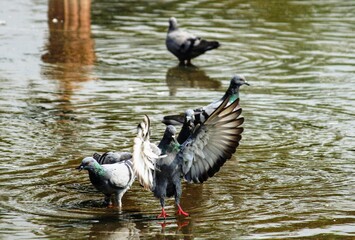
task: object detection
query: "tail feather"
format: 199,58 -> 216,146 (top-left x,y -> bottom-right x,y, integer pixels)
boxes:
196,39 -> 220,52
93,152 -> 101,161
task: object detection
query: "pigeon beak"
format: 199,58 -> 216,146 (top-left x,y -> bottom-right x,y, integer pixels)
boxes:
76,165 -> 84,171
244,81 -> 250,86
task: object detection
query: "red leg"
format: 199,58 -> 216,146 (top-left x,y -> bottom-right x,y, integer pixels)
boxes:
157,207 -> 169,219
176,204 -> 189,217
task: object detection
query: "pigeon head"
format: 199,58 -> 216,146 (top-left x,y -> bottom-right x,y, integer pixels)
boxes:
229,75 -> 250,94
77,157 -> 100,172
158,125 -> 178,154
169,17 -> 179,31
184,109 -> 195,128
164,125 -> 177,140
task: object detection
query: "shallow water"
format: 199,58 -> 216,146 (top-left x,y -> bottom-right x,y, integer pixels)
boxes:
0,0 -> 354,239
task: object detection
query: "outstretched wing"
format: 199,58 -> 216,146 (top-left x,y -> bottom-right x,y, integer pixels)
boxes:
179,96 -> 244,183
132,115 -> 164,190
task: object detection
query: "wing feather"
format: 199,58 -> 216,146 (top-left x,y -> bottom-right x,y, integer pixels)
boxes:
105,163 -> 132,189
132,115 -> 164,190
181,95 -> 245,183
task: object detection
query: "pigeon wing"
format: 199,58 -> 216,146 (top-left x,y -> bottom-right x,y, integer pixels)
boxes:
93,151 -> 132,164
132,115 -> 164,190
104,163 -> 133,189
179,96 -> 244,183
167,29 -> 199,54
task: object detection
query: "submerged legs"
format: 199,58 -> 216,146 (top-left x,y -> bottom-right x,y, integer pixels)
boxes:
176,204 -> 189,217
157,197 -> 169,219
174,184 -> 189,217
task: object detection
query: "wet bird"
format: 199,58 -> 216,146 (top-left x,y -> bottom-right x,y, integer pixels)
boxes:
132,95 -> 245,218
77,153 -> 135,209
162,75 -> 249,135
166,17 -> 220,65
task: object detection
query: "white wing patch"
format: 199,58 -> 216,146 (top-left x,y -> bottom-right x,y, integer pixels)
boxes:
132,115 -> 165,190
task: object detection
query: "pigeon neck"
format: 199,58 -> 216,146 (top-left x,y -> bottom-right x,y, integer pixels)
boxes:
159,139 -> 180,155
169,19 -> 178,32
169,25 -> 177,32
222,87 -> 240,103
92,161 -> 105,176
230,92 -> 239,103
167,141 -> 180,153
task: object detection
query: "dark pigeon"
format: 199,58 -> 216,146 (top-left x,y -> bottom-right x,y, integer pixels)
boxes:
132,94 -> 245,218
77,154 -> 135,209
166,17 -> 220,65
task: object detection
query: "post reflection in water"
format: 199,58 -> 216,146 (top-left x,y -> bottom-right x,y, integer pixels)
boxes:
41,0 -> 96,102
166,65 -> 221,96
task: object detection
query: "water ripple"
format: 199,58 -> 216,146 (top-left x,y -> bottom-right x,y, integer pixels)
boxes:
0,0 -> 354,239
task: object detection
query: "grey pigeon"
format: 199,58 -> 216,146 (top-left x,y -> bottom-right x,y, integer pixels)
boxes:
163,75 -> 249,144
77,155 -> 135,209
166,17 -> 220,65
132,95 -> 245,218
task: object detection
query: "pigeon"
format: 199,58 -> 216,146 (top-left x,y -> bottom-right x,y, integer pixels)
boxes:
132,94 -> 245,218
162,75 -> 249,133
166,17 -> 220,65
77,153 -> 135,209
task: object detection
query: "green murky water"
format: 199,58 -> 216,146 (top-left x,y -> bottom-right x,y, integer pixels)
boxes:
0,0 -> 354,239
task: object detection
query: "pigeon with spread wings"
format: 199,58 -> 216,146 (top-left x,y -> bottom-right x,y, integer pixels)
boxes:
133,95 -> 245,218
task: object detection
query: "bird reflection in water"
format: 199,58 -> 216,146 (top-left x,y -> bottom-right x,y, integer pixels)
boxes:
158,219 -> 192,238
41,0 -> 96,102
88,217 -> 140,239
166,65 -> 221,96
87,215 -> 192,239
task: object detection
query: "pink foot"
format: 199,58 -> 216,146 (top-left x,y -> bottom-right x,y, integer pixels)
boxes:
157,208 -> 169,219
176,204 -> 189,217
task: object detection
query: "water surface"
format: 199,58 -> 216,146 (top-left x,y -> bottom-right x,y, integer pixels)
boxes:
0,0 -> 354,239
